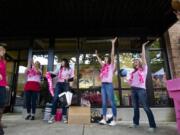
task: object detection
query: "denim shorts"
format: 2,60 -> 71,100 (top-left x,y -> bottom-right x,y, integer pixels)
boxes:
0,86 -> 6,108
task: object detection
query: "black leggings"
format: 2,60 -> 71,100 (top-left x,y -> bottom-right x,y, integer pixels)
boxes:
25,91 -> 39,114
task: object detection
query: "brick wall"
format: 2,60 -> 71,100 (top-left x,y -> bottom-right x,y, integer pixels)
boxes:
165,20 -> 180,78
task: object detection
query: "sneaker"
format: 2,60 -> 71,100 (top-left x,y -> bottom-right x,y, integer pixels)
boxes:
2,124 -> 7,129
0,127 -> 4,135
25,115 -> 31,120
48,116 -> 55,124
129,124 -> 139,128
147,128 -> 156,133
99,119 -> 107,125
30,116 -> 35,120
62,116 -> 68,124
109,120 -> 117,126
63,119 -> 68,124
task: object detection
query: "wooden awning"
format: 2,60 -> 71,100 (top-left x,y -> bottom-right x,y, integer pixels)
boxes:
0,0 -> 178,38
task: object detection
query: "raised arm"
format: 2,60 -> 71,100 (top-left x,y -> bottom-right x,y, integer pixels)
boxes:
51,63 -> 61,75
174,11 -> 180,20
141,41 -> 149,65
111,37 -> 117,65
95,50 -> 103,67
25,59 -> 33,73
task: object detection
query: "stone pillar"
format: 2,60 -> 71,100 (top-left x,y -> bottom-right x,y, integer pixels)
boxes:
164,20 -> 180,78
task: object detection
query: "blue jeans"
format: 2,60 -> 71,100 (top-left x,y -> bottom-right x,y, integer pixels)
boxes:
51,82 -> 69,116
101,83 -> 117,118
131,87 -> 156,128
25,91 -> 39,114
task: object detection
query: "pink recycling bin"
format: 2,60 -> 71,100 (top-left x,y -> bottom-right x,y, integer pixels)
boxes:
166,78 -> 180,134
55,109 -> 62,122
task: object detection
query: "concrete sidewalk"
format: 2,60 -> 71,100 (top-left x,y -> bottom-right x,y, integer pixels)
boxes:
2,114 -> 179,135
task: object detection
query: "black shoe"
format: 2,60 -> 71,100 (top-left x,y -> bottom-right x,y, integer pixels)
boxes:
25,115 -> 31,120
30,116 -> 35,120
1,124 -> 7,129
0,127 -> 4,135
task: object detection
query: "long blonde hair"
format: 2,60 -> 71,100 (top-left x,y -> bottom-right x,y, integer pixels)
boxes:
133,58 -> 143,70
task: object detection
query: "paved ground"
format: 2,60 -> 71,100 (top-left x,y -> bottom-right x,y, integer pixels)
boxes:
2,114 -> 179,135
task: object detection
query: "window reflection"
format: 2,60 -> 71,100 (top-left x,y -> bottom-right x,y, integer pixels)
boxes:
149,40 -> 169,106
79,53 -> 100,89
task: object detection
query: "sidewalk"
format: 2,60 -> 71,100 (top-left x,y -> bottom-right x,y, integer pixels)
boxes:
2,114 -> 179,135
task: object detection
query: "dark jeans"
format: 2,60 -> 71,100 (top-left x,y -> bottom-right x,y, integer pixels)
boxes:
131,87 -> 156,128
25,91 -> 39,115
51,82 -> 69,116
0,86 -> 6,108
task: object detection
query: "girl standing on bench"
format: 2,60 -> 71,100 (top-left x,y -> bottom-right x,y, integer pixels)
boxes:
48,58 -> 74,124
95,37 -> 117,126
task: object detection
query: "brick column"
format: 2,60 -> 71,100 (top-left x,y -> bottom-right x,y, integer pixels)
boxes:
164,20 -> 180,78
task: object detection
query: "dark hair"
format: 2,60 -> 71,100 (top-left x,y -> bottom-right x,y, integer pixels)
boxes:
104,56 -> 111,64
61,58 -> 70,69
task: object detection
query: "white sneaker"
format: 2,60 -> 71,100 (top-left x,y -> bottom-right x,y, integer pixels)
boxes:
147,128 -> 156,133
48,116 -> 55,124
129,124 -> 139,128
62,116 -> 68,124
109,120 -> 117,126
99,119 -> 107,125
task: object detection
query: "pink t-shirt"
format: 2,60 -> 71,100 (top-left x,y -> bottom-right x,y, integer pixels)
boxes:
100,64 -> 114,83
129,65 -> 148,89
0,60 -> 7,86
58,67 -> 74,82
26,68 -> 42,83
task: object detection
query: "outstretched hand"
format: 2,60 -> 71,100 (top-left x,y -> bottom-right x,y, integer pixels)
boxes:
142,41 -> 150,46
95,50 -> 98,55
0,74 -> 2,81
174,11 -> 180,20
112,37 -> 118,45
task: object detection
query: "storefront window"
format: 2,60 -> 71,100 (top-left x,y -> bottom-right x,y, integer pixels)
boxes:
17,63 -> 27,97
11,37 -> 171,108
79,52 -> 119,89
149,40 -> 170,106
6,62 -> 14,86
79,53 -> 100,89
78,40 -> 120,107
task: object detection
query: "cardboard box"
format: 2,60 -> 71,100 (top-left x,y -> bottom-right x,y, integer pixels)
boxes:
68,106 -> 91,125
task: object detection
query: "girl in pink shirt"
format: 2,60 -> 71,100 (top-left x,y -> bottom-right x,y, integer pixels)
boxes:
95,37 -> 117,126
24,60 -> 42,120
48,58 -> 74,124
0,44 -> 7,135
126,41 -> 156,132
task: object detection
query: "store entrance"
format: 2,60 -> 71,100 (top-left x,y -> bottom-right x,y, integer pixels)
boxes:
2,37 -> 172,113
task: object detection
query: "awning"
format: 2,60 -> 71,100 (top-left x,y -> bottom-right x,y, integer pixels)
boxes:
0,0 -> 178,38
